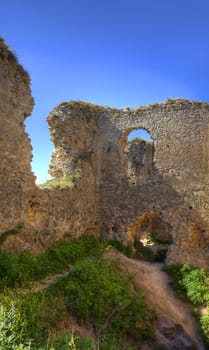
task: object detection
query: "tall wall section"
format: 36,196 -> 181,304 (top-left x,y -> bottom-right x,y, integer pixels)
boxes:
0,38 -> 100,253
0,38 -> 35,233
49,100 -> 209,269
1,38 -> 209,269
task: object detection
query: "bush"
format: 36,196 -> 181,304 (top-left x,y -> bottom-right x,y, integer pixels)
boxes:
108,240 -> 134,258
61,257 -> 155,347
165,263 -> 209,345
50,331 -> 95,350
0,235 -> 106,290
0,303 -> 34,349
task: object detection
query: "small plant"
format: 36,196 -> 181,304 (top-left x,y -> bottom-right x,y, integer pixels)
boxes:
108,240 -> 134,258
165,263 -> 209,345
147,235 -> 171,245
38,174 -> 79,190
56,257 -> 156,347
0,303 -> 33,349
0,235 -> 107,290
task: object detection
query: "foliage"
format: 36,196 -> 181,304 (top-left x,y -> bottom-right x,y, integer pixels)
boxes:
0,303 -> 33,349
38,174 -> 79,190
0,290 -> 66,347
200,314 -> 209,344
51,257 -> 156,348
0,235 -> 106,290
49,331 -> 95,350
108,238 -> 167,263
165,263 -> 209,344
147,235 -> 172,245
0,236 -> 156,349
108,240 -> 134,258
164,264 -> 209,304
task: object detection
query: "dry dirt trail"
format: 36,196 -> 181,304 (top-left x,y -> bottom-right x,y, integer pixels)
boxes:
26,249 -> 206,349
105,249 -> 206,350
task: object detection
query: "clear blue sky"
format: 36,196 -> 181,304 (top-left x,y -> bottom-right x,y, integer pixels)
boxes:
2,0 -> 209,183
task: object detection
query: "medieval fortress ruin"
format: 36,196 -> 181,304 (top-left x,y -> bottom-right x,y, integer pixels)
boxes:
0,38 -> 209,269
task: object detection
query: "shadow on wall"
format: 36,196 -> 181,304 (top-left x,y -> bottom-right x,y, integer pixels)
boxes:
99,113 -> 209,269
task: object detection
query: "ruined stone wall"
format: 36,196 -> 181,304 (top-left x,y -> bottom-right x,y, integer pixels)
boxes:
1,38 -> 209,269
0,38 -> 36,233
99,101 -> 209,269
0,38 -> 100,253
125,138 -> 154,185
49,100 -> 209,269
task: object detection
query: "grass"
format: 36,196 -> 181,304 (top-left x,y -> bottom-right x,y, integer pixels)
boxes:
0,235 -> 106,291
0,236 -> 156,349
164,263 -> 209,345
38,174 -> 80,190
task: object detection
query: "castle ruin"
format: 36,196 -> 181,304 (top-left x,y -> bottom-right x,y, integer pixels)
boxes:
0,38 -> 209,269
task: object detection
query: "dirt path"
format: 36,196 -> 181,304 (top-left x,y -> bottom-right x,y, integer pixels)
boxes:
104,249 -> 205,349
23,250 -> 205,349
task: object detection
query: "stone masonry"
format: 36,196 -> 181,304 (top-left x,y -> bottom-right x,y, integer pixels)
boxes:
48,100 -> 209,269
0,38 -> 209,269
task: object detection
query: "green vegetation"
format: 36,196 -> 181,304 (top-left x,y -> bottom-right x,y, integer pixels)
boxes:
0,236 -> 156,349
147,235 -> 172,245
165,263 -> 209,344
0,235 -> 106,290
47,257 -> 155,349
109,238 -> 167,263
38,174 -> 79,190
108,240 -> 134,258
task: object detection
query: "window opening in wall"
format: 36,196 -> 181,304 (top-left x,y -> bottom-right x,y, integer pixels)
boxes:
126,128 -> 154,185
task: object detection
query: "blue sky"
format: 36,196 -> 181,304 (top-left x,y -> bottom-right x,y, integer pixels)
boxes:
2,0 -> 209,183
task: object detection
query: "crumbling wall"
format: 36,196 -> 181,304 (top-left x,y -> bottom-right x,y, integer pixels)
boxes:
0,38 -> 35,233
125,138 -> 154,185
1,38 -> 209,269
99,100 -> 209,269
47,98 -> 209,269
0,38 -> 100,253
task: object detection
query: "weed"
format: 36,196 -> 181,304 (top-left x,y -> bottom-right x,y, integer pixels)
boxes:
108,240 -> 134,258
165,263 -> 209,344
49,257 -> 156,348
0,235 -> 106,290
38,174 -> 79,190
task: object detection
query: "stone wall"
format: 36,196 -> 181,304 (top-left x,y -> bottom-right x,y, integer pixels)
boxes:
125,138 -> 154,185
49,100 -> 209,269
0,38 -> 100,253
0,38 -> 209,269
0,38 -> 35,233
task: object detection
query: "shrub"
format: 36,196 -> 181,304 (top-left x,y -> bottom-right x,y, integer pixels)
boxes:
38,174 -> 79,190
200,313 -> 209,344
0,303 -> 33,349
165,263 -> 209,345
61,257 -> 155,346
0,235 -> 106,290
108,240 -> 134,258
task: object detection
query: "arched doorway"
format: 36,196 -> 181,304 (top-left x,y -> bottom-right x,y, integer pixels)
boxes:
125,128 -> 154,185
